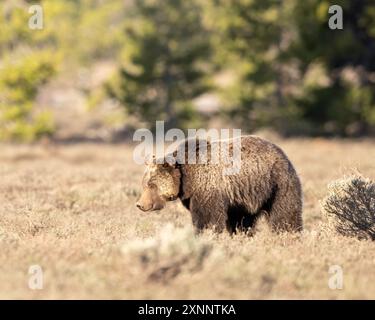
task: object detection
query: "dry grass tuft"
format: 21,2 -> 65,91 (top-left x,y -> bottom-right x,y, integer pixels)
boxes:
321,175 -> 375,240
122,224 -> 215,282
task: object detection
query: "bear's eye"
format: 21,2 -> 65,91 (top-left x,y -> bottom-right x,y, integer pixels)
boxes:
147,182 -> 157,189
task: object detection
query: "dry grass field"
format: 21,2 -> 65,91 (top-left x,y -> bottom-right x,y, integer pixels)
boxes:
0,137 -> 374,299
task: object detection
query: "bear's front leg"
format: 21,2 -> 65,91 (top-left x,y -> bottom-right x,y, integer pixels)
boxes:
189,196 -> 228,233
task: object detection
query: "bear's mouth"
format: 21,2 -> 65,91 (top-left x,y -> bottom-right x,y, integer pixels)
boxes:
152,202 -> 165,211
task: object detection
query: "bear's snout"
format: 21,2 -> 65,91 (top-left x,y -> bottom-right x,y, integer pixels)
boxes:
136,188 -> 166,212
136,200 -> 164,212
136,202 -> 147,211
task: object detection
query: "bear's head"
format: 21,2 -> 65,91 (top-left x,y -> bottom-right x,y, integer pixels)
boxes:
136,160 -> 181,212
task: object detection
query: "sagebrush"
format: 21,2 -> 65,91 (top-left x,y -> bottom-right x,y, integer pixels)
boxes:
321,175 -> 375,240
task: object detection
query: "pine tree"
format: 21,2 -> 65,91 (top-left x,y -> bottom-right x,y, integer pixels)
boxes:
206,0 -> 294,131
106,0 -> 211,129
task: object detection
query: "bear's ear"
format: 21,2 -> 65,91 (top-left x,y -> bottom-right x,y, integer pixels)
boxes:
162,162 -> 170,168
162,161 -> 174,169
145,154 -> 156,165
161,155 -> 178,169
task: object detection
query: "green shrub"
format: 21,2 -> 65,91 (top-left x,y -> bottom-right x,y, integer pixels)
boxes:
0,51 -> 57,142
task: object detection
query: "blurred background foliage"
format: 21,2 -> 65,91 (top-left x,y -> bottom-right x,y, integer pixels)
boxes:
0,0 -> 374,141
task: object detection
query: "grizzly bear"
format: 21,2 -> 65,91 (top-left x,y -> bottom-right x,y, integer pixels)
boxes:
136,135 -> 303,234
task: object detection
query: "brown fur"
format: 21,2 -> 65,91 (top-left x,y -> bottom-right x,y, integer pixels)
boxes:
137,135 -> 303,234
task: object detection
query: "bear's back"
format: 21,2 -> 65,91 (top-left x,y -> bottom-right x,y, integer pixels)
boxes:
179,135 -> 292,202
